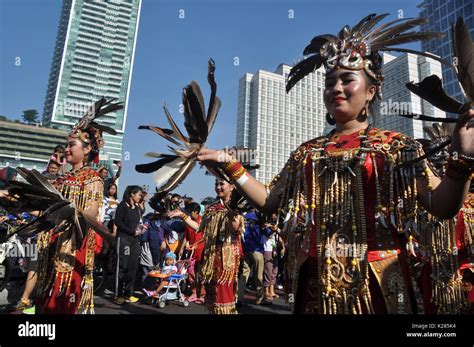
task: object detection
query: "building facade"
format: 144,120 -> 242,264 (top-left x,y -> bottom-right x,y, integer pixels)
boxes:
418,0 -> 473,109
0,121 -> 68,171
236,64 -> 327,183
373,52 -> 446,139
42,0 -> 141,162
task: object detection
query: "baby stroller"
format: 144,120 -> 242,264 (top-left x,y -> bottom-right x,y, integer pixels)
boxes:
150,254 -> 193,309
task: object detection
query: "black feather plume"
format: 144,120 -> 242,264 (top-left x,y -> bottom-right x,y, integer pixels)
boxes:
286,55 -> 325,93
406,75 -> 466,114
135,156 -> 177,174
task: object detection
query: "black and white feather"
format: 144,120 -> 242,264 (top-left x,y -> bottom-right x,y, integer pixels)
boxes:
1,168 -> 114,245
73,97 -> 123,136
136,59 -> 222,193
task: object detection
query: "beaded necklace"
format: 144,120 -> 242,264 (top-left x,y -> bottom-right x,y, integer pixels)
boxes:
311,125 -> 373,313
56,165 -> 103,211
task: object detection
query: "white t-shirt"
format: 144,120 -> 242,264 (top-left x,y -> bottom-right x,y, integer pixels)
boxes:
264,233 -> 277,252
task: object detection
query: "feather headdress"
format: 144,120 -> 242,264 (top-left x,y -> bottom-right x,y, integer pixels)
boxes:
135,59 -> 222,193
69,97 -> 123,163
286,13 -> 449,95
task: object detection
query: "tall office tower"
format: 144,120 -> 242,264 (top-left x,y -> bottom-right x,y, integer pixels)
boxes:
373,53 -> 446,138
418,0 -> 473,111
42,0 -> 141,162
236,64 -> 327,183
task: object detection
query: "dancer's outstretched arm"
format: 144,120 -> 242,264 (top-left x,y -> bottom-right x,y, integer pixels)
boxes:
197,149 -> 280,214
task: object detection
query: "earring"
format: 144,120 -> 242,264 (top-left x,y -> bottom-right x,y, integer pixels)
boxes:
358,100 -> 370,121
326,112 -> 336,125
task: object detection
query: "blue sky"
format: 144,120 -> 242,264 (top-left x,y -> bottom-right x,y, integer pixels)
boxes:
0,0 -> 422,203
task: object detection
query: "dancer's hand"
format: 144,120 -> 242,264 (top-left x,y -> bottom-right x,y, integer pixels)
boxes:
196,148 -> 233,165
451,108 -> 474,159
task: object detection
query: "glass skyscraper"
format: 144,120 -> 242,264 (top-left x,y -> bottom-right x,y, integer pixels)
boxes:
42,0 -> 141,162
418,0 -> 473,111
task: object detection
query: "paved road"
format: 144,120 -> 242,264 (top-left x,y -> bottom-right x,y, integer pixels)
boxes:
93,288 -> 290,314
0,278 -> 290,315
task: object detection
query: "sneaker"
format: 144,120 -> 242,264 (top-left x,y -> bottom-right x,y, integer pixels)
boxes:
22,306 -> 36,315
125,296 -> 139,303
114,297 -> 125,305
103,289 -> 114,296
8,298 -> 32,311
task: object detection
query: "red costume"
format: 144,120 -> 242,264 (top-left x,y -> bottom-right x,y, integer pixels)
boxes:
200,202 -> 243,314
36,167 -> 104,314
270,127 -> 467,314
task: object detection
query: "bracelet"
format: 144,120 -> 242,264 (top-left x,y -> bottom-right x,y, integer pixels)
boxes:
181,213 -> 189,221
445,159 -> 473,181
449,150 -> 474,163
222,158 -> 238,171
222,159 -> 248,181
459,153 -> 474,163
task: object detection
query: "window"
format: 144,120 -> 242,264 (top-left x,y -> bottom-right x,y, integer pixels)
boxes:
465,2 -> 472,16
447,0 -> 454,12
440,5 -> 447,17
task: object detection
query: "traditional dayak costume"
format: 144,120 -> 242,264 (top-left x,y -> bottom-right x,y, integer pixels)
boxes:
36,98 -> 122,314
417,123 -> 474,313
1,98 -> 122,314
35,166 -> 104,314
261,13 -> 474,314
199,201 -> 243,314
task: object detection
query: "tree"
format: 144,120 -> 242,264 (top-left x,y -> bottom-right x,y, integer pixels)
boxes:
21,109 -> 38,123
0,115 -> 7,121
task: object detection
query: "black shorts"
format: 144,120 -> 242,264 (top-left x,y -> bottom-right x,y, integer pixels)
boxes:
26,257 -> 38,272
